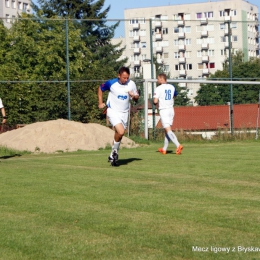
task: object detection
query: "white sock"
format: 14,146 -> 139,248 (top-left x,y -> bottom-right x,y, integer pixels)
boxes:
163,135 -> 170,151
167,131 -> 180,148
110,140 -> 120,157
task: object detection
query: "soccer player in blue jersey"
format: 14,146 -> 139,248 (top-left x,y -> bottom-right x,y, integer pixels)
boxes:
153,73 -> 183,155
98,67 -> 139,166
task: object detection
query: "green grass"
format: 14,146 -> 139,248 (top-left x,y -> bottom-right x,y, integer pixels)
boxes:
0,141 -> 260,260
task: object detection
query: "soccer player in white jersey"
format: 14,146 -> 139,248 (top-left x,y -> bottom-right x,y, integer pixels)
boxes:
0,98 -> 7,124
153,73 -> 183,155
98,67 -> 139,166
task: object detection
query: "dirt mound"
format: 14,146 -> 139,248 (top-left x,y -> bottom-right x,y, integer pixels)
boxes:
0,119 -> 137,153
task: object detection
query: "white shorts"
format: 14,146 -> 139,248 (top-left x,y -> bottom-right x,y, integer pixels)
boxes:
107,108 -> 129,129
159,107 -> 174,128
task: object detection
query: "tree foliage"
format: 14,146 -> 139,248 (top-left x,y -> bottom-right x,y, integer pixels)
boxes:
195,50 -> 260,106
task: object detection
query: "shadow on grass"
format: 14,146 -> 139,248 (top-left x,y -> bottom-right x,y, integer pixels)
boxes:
0,154 -> 22,160
157,150 -> 174,154
118,157 -> 142,166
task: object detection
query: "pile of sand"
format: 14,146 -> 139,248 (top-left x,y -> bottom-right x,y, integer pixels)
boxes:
0,119 -> 137,153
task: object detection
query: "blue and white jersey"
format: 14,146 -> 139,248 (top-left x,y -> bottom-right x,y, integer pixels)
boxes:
100,78 -> 138,112
154,83 -> 178,110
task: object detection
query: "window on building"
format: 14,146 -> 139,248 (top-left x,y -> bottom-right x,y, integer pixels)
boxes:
130,19 -> 138,24
175,64 -> 180,70
141,42 -> 146,48
18,1 -> 22,9
174,52 -> 180,58
129,30 -> 138,37
184,26 -> 191,33
221,49 -> 228,56
197,50 -> 202,57
163,65 -> 169,72
198,63 -> 203,70
184,13 -> 191,20
220,23 -> 226,30
185,51 -> 191,58
185,38 -> 191,45
140,29 -> 146,36
232,36 -> 238,42
173,14 -> 180,20
23,3 -> 28,11
196,13 -> 202,19
219,10 -> 224,17
141,54 -> 147,60
134,55 -> 139,61
231,22 -> 237,29
205,12 -> 213,18
11,0 -> 16,8
5,0 -> 10,7
208,50 -> 214,56
139,18 -> 145,24
174,39 -> 179,46
164,53 -> 169,59
231,10 -> 237,16
173,27 -> 179,33
5,14 -> 10,23
186,64 -> 192,70
162,28 -> 168,34
220,36 -> 226,42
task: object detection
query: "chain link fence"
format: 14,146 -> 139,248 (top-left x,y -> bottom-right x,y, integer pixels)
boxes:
0,17 -> 260,139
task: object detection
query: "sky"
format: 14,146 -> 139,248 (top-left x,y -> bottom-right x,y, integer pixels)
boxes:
103,0 -> 260,38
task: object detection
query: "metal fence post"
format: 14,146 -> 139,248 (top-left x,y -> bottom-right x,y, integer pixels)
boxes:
227,20 -> 234,135
65,18 -> 71,121
149,19 -> 155,139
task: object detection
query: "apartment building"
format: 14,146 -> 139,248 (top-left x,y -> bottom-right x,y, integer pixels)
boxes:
0,0 -> 31,28
123,0 -> 259,104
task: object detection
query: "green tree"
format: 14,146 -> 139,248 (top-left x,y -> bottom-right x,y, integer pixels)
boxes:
0,13 -> 97,125
33,0 -> 127,74
195,51 -> 260,106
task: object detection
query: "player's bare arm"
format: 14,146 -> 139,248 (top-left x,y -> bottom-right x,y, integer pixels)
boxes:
98,86 -> 106,109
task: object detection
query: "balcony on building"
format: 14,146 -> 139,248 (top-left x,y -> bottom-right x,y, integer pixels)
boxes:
200,18 -> 208,25
224,28 -> 231,35
202,68 -> 209,75
133,35 -> 140,42
224,16 -> 231,22
155,21 -> 162,28
201,30 -> 208,37
202,55 -> 209,62
256,43 -> 260,50
133,48 -> 141,54
134,60 -> 141,66
156,46 -> 163,53
133,23 -> 140,30
179,82 -> 187,88
178,44 -> 186,51
224,42 -> 231,48
179,57 -> 186,63
179,70 -> 186,76
177,20 -> 185,26
178,32 -> 185,38
201,43 -> 209,49
155,33 -> 162,41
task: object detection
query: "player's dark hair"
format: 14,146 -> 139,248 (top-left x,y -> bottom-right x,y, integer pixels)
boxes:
158,73 -> 167,81
118,66 -> 130,75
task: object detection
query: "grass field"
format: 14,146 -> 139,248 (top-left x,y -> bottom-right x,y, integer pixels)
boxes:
0,141 -> 260,260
